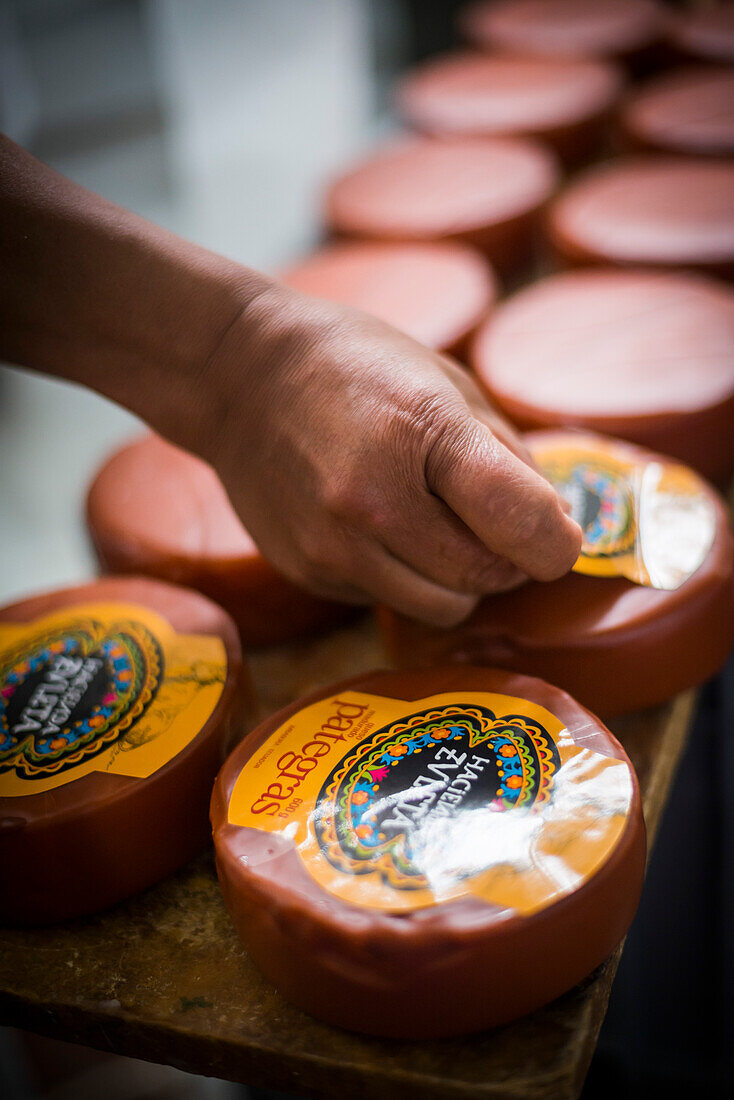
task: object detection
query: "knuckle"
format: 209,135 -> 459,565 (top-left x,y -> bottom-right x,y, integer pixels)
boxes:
406,386 -> 460,447
424,413 -> 478,489
411,386 -> 455,430
319,469 -> 360,519
318,492 -> 356,535
322,475 -> 393,534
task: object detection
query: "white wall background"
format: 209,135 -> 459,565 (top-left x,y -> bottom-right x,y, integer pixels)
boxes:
0,0 -> 399,605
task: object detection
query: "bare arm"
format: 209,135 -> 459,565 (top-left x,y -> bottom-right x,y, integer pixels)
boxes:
0,134 -> 581,625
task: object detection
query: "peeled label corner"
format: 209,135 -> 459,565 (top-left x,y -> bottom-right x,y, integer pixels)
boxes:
532,441 -> 716,590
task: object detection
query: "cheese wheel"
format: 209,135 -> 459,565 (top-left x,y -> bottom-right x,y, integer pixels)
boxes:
666,4 -> 734,65
622,66 -> 734,158
212,665 -> 645,1037
471,268 -> 734,482
548,156 -> 734,280
461,0 -> 665,64
0,576 -> 252,925
396,53 -> 624,164
380,432 -> 734,717
86,435 -> 355,649
325,136 -> 559,272
281,241 -> 497,358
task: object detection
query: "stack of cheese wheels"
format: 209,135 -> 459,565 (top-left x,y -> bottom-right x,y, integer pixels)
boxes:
547,156 -> 734,280
666,4 -> 734,66
281,240 -> 497,359
461,0 -> 666,68
621,67 -> 734,158
379,432 -> 734,718
212,665 -> 645,1037
396,52 -> 624,165
87,435 -> 355,649
470,268 -> 734,483
0,575 -> 252,925
324,136 -> 559,273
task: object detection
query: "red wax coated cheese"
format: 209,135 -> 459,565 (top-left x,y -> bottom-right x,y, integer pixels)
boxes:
324,136 -> 559,272
666,4 -> 734,65
87,435 -> 355,648
622,67 -> 734,158
461,0 -> 666,64
281,241 -> 497,358
0,576 -> 252,925
548,157 -> 734,280
396,53 -> 624,165
470,268 -> 734,482
379,433 -> 734,718
212,665 -> 645,1037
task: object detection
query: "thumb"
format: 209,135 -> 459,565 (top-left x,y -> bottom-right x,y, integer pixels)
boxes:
425,414 -> 582,581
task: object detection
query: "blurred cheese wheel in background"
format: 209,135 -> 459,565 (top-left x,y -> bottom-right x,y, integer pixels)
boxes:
396,53 -> 624,165
379,431 -> 734,718
325,136 -> 559,272
622,67 -> 734,157
666,4 -> 734,65
471,268 -> 734,482
461,0 -> 666,65
281,240 -> 497,358
548,157 -> 734,280
0,575 -> 252,925
87,435 -> 355,649
212,664 -> 645,1037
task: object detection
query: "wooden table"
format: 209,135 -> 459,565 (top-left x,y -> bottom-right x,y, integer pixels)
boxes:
0,618 -> 697,1099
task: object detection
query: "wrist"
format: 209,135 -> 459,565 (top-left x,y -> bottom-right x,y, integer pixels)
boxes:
140,261 -> 279,455
190,279 -> 335,460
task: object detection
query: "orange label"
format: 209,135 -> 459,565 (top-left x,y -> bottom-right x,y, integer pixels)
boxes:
0,601 -> 226,796
228,691 -> 633,915
532,440 -> 716,590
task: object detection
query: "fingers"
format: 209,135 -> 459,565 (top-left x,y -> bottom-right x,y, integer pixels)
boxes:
438,355 -> 535,468
425,415 -> 582,582
350,542 -> 480,627
379,491 -> 528,596
288,535 -> 479,628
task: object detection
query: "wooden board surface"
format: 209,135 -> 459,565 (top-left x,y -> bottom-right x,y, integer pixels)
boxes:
0,617 -> 697,1099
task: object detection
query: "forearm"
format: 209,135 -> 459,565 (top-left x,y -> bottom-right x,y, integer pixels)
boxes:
0,137 -> 580,623
0,133 -> 271,437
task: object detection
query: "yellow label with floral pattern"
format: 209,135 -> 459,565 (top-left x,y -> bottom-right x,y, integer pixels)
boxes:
532,439 -> 716,590
228,690 -> 633,915
0,602 -> 226,796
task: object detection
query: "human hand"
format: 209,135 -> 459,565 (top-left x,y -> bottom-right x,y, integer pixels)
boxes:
173,285 -> 582,627
0,133 -> 578,625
